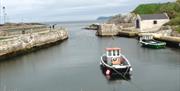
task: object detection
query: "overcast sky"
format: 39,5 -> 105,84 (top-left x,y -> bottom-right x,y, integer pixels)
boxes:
0,0 -> 176,22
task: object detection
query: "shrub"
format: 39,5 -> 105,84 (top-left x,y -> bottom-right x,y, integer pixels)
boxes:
166,17 -> 180,25
175,26 -> 180,33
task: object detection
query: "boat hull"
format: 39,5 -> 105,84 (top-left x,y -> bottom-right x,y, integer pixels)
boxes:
140,40 -> 166,49
142,43 -> 166,49
100,64 -> 132,76
100,55 -> 132,76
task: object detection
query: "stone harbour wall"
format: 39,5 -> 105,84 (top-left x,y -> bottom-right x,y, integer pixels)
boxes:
96,24 -> 120,36
0,29 -> 68,59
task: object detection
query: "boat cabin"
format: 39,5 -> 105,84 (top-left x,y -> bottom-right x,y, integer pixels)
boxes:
140,34 -> 153,42
106,48 -> 121,57
140,35 -> 153,41
106,48 -> 122,65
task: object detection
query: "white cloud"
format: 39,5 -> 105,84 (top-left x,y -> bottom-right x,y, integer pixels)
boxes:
0,0 -> 176,22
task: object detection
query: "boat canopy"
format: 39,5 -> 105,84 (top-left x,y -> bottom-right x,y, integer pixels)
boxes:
106,48 -> 121,57
106,48 -> 121,51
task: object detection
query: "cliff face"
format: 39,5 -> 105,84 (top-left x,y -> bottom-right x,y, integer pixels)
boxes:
0,29 -> 68,58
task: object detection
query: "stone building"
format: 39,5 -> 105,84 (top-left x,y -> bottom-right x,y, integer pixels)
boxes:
135,13 -> 170,32
97,24 -> 119,36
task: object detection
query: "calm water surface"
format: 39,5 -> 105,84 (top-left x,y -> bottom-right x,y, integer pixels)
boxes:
0,21 -> 180,91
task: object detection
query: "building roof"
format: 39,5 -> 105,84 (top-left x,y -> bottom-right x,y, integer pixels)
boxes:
139,13 -> 169,20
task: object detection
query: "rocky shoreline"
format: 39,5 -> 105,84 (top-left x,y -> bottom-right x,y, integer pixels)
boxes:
94,12 -> 180,48
96,23 -> 180,48
0,26 -> 68,60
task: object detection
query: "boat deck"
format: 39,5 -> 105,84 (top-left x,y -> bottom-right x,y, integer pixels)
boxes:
102,55 -> 129,66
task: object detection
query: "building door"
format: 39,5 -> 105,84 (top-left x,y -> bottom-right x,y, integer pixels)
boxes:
136,19 -> 140,28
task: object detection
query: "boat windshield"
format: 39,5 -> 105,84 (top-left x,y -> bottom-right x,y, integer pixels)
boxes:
117,50 -> 120,56
108,50 -> 112,56
106,48 -> 121,57
113,50 -> 116,56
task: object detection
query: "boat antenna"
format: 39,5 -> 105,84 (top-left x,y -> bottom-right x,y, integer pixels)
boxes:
108,34 -> 116,48
111,35 -> 115,40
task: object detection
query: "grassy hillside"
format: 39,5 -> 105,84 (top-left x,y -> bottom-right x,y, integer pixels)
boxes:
133,2 -> 180,18
133,4 -> 162,14
133,1 -> 180,33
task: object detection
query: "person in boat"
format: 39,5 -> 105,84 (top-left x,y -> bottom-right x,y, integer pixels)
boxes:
111,57 -> 124,65
112,58 -> 120,65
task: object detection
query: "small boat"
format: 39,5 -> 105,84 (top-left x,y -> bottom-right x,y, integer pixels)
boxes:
100,48 -> 132,76
139,35 -> 166,49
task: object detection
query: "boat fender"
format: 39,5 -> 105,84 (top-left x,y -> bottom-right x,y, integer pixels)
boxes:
105,69 -> 111,75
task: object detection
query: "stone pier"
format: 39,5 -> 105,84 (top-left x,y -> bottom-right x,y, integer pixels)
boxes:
153,35 -> 180,47
0,28 -> 68,60
96,24 -> 120,36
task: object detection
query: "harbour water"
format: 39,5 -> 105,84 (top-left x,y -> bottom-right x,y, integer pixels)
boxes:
0,21 -> 180,91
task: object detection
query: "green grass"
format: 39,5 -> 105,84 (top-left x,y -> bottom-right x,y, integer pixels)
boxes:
0,38 -> 8,40
165,16 -> 180,25
133,4 -> 162,14
175,26 -> 180,33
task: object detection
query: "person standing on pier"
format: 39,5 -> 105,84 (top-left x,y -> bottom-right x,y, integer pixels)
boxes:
52,24 -> 56,29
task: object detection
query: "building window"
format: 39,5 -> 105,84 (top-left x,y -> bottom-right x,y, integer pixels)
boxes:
153,20 -> 157,24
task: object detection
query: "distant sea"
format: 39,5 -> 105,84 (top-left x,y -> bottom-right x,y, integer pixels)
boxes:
43,20 -> 107,25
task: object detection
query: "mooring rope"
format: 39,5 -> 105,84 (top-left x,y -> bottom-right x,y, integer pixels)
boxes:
123,66 -> 130,77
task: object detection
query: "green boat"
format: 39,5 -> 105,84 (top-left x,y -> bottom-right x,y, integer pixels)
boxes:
139,35 -> 166,49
